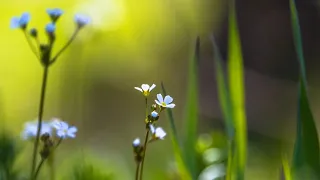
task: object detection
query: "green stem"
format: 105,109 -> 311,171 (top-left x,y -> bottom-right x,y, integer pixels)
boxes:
30,65 -> 50,180
23,30 -> 40,59
139,130 -> 150,180
135,162 -> 140,180
33,158 -> 45,180
49,29 -> 79,65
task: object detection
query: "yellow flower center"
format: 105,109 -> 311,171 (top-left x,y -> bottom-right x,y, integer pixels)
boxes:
143,91 -> 150,97
161,102 -> 167,107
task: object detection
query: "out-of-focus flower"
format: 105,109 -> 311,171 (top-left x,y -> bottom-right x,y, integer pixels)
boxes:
132,138 -> 141,147
149,125 -> 166,140
74,14 -> 91,28
21,121 -> 52,140
45,23 -> 55,34
51,119 -> 77,139
10,12 -> 31,29
155,94 -> 175,108
134,84 -> 156,97
47,8 -> 64,22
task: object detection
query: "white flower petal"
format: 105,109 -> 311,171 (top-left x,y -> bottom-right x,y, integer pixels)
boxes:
149,84 -> 156,91
149,124 -> 156,134
155,127 -> 166,139
166,104 -> 176,108
164,95 -> 173,104
155,100 -> 162,106
157,94 -> 164,103
68,126 -> 78,134
57,130 -> 66,138
67,132 -> 76,138
141,84 -> 150,91
134,87 -> 143,92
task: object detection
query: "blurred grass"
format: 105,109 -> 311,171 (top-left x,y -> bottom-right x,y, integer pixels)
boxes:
226,0 -> 247,179
290,0 -> 320,178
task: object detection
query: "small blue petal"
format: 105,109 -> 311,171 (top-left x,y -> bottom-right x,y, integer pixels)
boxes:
10,17 -> 20,29
47,8 -> 63,17
45,23 -> 56,33
74,14 -> 91,27
19,12 -> 31,26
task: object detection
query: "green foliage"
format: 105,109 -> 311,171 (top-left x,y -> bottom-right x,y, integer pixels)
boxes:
0,133 -> 20,180
289,0 -> 320,179
70,162 -> 114,180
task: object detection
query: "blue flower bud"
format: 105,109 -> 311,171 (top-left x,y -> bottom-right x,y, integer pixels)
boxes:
10,12 -> 31,29
74,14 -> 90,28
45,23 -> 55,34
47,8 -> 63,22
30,28 -> 38,37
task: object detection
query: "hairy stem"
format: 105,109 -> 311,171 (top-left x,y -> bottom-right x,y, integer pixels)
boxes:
30,65 -> 49,179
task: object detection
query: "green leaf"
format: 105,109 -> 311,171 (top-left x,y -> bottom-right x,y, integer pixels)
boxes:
227,0 -> 247,179
183,37 -> 200,179
161,83 -> 191,180
290,0 -> 320,178
210,35 -> 235,180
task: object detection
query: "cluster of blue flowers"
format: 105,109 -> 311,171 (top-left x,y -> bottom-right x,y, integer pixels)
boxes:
10,8 -> 90,67
10,8 -> 90,180
10,8 -> 90,32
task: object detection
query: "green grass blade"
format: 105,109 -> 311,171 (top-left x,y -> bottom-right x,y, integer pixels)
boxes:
210,35 -> 235,180
161,82 -> 191,180
289,0 -> 320,178
227,0 -> 247,179
183,37 -> 200,179
282,154 -> 292,180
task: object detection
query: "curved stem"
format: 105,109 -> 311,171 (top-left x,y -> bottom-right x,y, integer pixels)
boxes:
135,162 -> 140,180
33,158 -> 45,180
30,65 -> 50,180
49,29 -> 79,65
23,31 -> 40,59
139,130 -> 149,180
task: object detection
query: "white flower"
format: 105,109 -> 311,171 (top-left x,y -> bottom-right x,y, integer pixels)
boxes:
132,138 -> 141,147
149,125 -> 166,140
134,84 -> 156,97
155,94 -> 175,108
51,119 -> 77,139
21,121 -> 52,140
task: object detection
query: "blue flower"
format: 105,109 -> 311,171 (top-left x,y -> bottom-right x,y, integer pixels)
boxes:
74,14 -> 91,28
21,121 -> 53,140
51,119 -> 77,139
45,23 -> 56,34
10,12 -> 31,29
47,8 -> 63,22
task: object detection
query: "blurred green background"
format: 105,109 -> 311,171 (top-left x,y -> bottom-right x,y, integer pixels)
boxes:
1,0 -> 320,179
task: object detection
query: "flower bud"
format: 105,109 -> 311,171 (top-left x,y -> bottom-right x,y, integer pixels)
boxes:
29,28 -> 38,38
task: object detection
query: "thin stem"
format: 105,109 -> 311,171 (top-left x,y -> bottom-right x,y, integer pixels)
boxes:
135,162 -> 140,180
30,65 -> 50,180
49,29 -> 80,65
139,130 -> 149,180
33,158 -> 45,180
23,31 -> 40,59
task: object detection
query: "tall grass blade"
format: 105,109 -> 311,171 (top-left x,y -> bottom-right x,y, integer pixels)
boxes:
182,37 -> 200,179
161,83 -> 191,180
282,154 -> 292,180
209,35 -> 235,180
227,0 -> 247,179
289,0 -> 320,178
